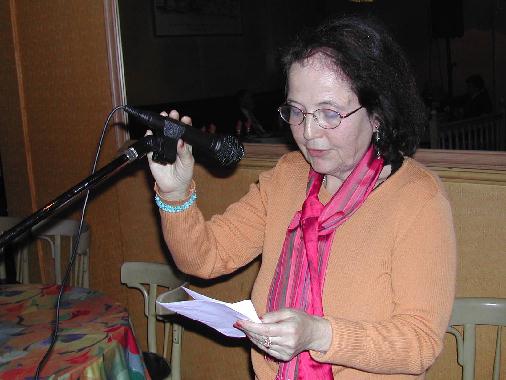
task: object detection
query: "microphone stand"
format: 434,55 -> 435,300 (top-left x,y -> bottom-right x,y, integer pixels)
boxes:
0,134 -> 171,248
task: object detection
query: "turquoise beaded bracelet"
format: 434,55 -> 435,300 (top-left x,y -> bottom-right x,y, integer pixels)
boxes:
155,191 -> 197,213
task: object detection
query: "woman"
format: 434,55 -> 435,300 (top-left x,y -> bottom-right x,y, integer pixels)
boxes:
148,16 -> 456,380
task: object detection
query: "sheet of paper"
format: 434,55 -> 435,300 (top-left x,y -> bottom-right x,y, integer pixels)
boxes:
156,287 -> 260,338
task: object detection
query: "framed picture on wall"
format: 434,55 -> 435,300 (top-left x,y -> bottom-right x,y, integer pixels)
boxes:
153,0 -> 242,36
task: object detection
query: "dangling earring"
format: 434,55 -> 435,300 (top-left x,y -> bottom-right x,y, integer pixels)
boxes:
373,128 -> 381,158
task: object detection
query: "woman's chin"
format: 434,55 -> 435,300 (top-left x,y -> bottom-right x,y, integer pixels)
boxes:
307,159 -> 331,175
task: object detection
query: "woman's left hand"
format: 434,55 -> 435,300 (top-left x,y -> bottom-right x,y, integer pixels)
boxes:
234,308 -> 332,361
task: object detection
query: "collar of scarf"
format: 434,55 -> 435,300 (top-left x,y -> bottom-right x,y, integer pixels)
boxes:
266,146 -> 384,380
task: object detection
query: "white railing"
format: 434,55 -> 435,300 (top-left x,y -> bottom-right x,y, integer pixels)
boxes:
429,110 -> 506,151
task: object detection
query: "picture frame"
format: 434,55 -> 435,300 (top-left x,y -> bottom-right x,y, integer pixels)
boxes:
153,0 -> 242,36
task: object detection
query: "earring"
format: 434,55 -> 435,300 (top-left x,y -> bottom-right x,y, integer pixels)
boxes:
373,129 -> 381,158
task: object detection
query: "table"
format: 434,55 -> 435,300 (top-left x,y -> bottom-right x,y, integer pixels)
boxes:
0,284 -> 149,379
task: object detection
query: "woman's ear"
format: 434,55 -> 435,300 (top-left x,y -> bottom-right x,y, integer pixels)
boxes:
369,114 -> 380,132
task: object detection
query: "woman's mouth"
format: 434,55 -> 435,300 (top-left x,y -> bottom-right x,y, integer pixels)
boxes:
307,148 -> 327,157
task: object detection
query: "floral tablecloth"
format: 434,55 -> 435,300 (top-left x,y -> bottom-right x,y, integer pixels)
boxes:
0,284 -> 149,380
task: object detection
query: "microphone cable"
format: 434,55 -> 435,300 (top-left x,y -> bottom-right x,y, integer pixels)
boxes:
34,105 -> 126,379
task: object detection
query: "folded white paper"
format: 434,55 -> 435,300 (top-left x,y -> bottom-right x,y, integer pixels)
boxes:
156,287 -> 261,338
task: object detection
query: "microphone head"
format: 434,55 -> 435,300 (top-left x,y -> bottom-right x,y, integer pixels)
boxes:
214,135 -> 245,166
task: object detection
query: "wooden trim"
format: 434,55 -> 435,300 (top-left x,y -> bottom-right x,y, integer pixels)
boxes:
10,0 -> 37,211
242,144 -> 506,171
241,144 -> 506,184
243,143 -> 293,160
103,0 -> 129,147
428,167 -> 506,185
10,0 -> 48,282
413,149 -> 506,171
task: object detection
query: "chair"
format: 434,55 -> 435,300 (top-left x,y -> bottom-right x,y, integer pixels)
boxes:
121,261 -> 187,380
447,297 -> 506,380
31,218 -> 91,287
0,216 -> 30,283
0,217 -> 90,287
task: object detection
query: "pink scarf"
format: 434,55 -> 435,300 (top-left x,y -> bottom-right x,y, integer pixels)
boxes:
266,146 -> 384,379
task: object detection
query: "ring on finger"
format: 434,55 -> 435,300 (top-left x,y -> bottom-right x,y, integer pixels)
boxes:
262,336 -> 272,349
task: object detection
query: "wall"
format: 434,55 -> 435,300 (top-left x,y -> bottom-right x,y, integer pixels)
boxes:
118,0 -> 325,106
428,178 -> 506,379
119,0 -> 506,121
0,1 -> 129,299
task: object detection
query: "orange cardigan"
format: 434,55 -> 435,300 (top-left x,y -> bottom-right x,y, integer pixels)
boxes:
160,152 -> 457,379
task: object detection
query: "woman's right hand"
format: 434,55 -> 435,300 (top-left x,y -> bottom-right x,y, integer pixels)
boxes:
146,110 -> 195,201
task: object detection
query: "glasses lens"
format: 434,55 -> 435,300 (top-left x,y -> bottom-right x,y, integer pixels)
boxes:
279,105 -> 303,125
315,109 -> 342,129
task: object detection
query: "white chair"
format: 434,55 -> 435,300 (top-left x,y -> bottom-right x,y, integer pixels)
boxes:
32,218 -> 91,287
0,217 -> 90,287
0,216 -> 30,283
121,261 -> 187,380
447,297 -> 506,380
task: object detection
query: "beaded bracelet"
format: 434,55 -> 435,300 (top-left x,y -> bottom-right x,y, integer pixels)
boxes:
154,181 -> 197,213
155,192 -> 197,213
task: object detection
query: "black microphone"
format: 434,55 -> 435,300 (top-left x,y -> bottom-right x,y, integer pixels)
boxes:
123,105 -> 245,166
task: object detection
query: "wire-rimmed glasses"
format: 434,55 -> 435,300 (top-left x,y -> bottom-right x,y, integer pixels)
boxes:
277,104 -> 363,129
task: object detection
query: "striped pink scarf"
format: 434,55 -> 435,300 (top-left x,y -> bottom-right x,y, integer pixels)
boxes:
266,146 -> 384,379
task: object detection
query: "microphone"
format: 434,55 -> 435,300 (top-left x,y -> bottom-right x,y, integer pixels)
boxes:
123,105 -> 245,166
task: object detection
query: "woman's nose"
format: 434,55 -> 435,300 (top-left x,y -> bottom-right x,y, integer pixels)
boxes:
303,113 -> 321,140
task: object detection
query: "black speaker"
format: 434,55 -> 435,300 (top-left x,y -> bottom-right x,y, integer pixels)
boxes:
431,0 -> 464,38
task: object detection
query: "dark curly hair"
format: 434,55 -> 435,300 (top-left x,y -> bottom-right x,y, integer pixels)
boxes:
281,15 -> 427,163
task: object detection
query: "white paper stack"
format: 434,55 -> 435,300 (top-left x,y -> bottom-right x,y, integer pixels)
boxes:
157,287 -> 261,337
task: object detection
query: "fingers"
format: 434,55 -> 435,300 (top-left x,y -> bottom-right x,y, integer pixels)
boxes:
164,110 -> 193,158
145,129 -> 154,161
146,109 -> 194,161
248,334 -> 277,356
241,329 -> 289,361
235,309 -> 296,337
236,320 -> 276,338
181,115 -> 192,126
145,109 -> 195,196
167,109 -> 176,119
235,309 -> 319,361
166,109 -> 191,124
260,309 -> 294,324
236,323 -> 279,357
245,330 -> 272,349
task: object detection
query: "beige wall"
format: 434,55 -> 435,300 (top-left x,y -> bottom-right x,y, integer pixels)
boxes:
0,1 -> 127,298
1,2 -> 505,379
428,176 -> 506,380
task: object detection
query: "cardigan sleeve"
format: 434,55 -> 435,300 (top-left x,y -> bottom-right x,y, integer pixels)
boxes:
310,191 -> 457,375
159,168 -> 274,279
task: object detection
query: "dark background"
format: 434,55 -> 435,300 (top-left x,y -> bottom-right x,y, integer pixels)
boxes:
118,0 -> 505,138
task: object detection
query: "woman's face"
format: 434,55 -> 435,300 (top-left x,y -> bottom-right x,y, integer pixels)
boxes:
287,53 -> 375,181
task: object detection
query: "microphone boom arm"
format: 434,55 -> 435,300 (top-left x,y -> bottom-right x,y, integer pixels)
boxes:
0,135 -> 167,248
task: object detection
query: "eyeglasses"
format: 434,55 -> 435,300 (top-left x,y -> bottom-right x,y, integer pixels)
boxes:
277,104 -> 363,129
